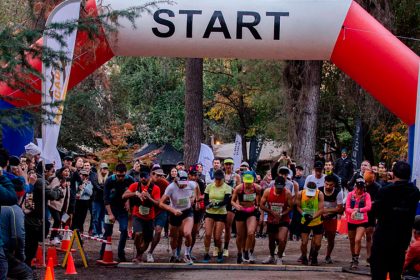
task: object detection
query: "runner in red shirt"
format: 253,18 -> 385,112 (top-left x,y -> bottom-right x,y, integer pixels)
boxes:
260,176 -> 292,265
123,170 -> 160,263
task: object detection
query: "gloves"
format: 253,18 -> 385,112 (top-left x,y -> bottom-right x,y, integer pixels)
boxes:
303,213 -> 313,221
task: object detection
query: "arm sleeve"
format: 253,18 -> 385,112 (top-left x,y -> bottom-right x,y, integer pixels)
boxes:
204,193 -> 210,206
215,194 -> 231,207
0,175 -> 18,205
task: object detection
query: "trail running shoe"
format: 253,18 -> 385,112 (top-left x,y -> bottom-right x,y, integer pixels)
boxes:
325,256 -> 333,264
184,254 -> 194,265
276,257 -> 283,265
146,253 -> 154,263
223,249 -> 229,257
203,253 -> 211,263
217,252 -> 224,263
262,255 -> 275,264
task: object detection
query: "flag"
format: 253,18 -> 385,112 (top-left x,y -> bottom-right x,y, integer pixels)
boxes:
249,136 -> 263,171
198,143 -> 214,176
351,118 -> 363,170
233,133 -> 242,171
42,0 -> 81,165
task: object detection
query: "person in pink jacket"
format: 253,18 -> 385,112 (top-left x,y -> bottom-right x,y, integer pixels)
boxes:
345,178 -> 372,270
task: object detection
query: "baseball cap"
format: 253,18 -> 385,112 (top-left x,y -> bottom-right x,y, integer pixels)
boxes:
178,170 -> 188,185
305,182 -> 317,197
80,169 -> 89,176
139,171 -> 150,179
242,171 -> 255,183
177,161 -> 185,166
341,148 -> 348,153
214,169 -> 225,180
314,161 -> 324,170
355,178 -> 365,188
240,161 -> 249,168
100,163 -> 109,169
274,176 -> 286,189
151,164 -> 161,171
154,169 -> 166,176
296,165 -> 304,171
63,155 -> 73,161
9,156 -> 20,167
224,158 -> 234,165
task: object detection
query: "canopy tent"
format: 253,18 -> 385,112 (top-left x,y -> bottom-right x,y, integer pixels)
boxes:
212,141 -> 289,162
134,143 -> 183,167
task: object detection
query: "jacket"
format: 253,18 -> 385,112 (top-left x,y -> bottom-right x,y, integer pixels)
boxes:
0,205 -> 25,261
48,178 -> 71,212
0,175 -> 18,248
334,157 -> 354,187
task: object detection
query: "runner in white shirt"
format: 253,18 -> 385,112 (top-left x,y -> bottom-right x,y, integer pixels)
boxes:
304,161 -> 326,189
159,170 -> 200,264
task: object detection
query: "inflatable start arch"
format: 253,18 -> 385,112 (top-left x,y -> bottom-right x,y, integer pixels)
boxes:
0,0 -> 419,155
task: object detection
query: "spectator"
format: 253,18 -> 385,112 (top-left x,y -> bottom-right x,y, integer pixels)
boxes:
334,148 -> 353,191
24,163 -> 63,267
348,160 -> 372,190
205,158 -> 222,184
167,167 -> 178,183
294,166 -> 306,191
371,161 -> 420,280
127,160 -> 141,182
92,163 -> 110,238
71,169 -> 93,233
0,165 -> 18,280
304,161 -> 326,189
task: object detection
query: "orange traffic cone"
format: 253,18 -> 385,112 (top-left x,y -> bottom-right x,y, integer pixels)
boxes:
65,253 -> 77,275
338,215 -> 348,235
58,226 -> 75,252
96,237 -> 118,266
46,257 -> 55,280
44,265 -> 54,280
33,244 -> 45,267
46,247 -> 58,267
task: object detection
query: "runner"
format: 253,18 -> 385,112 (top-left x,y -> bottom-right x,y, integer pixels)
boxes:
345,178 -> 372,270
323,161 -> 342,190
260,176 -> 292,265
159,170 -> 200,265
202,169 -> 232,263
319,175 -> 343,264
100,163 -> 135,262
296,182 -> 325,266
189,164 -> 206,259
231,171 -> 261,264
147,168 -> 169,262
304,161 -> 326,189
122,170 -> 161,263
258,170 -> 272,238
363,170 -> 380,265
222,158 -> 241,257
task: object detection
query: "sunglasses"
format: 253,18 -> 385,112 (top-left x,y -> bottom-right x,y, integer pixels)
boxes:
116,174 -> 125,178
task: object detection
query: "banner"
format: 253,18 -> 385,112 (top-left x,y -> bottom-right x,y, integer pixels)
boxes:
233,133 -> 242,170
412,64 -> 420,188
198,143 -> 214,177
42,0 -> 81,165
351,118 -> 364,170
249,136 -> 263,171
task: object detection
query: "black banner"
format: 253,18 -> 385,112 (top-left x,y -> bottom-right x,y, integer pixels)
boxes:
249,136 -> 264,171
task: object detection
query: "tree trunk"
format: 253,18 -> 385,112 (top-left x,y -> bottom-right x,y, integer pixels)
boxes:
283,61 -> 322,174
183,58 -> 203,168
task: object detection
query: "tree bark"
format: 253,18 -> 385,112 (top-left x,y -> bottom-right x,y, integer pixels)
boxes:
283,61 -> 322,174
183,58 -> 204,168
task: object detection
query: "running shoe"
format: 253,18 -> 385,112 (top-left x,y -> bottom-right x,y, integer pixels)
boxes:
242,251 -> 250,264
202,253 -> 211,263
237,253 -> 243,264
216,252 -> 224,263
262,255 -> 275,264
276,257 -> 283,265
169,256 -> 177,263
325,256 -> 333,264
184,254 -> 194,265
223,249 -> 229,257
310,257 -> 319,266
249,252 -> 256,263
146,253 -> 154,263
213,247 -> 219,257
301,256 -> 309,265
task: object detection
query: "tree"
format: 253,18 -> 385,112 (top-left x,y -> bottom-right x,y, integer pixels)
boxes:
283,61 -> 322,173
184,58 -> 203,167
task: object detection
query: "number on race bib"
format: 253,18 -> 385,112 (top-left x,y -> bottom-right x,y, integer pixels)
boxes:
243,193 -> 256,202
177,197 -> 189,208
353,212 -> 364,221
139,206 -> 150,216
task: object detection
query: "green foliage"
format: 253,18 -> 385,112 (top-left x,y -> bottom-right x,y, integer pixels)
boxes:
111,57 -> 185,150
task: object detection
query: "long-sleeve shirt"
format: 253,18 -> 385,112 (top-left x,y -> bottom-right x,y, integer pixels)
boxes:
103,175 -> 135,210
345,190 -> 371,224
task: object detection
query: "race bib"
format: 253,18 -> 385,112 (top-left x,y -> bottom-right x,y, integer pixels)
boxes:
271,205 -> 283,214
139,206 -> 150,216
353,212 -> 364,221
243,193 -> 256,202
177,197 -> 189,208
